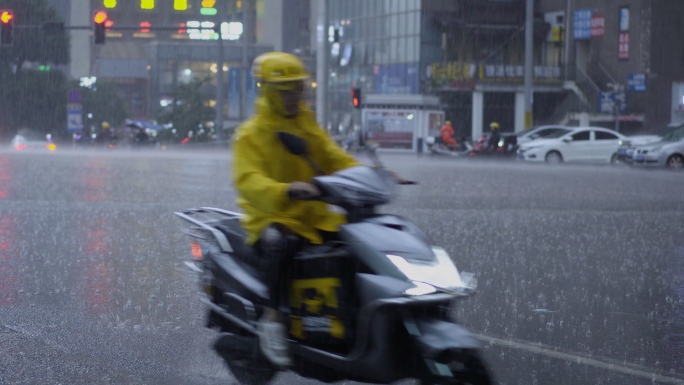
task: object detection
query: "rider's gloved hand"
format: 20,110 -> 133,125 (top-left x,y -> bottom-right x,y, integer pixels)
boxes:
287,182 -> 320,200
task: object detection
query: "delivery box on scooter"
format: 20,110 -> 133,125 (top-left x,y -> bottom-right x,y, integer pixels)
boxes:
288,241 -> 356,349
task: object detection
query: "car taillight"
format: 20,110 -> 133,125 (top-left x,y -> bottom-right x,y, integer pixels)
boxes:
14,144 -> 27,151
190,240 -> 202,261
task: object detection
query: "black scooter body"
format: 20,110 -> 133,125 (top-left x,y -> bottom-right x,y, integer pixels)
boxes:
177,156 -> 492,384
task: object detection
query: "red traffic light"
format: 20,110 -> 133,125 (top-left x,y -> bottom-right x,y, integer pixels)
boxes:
351,88 -> 361,108
94,11 -> 108,24
1,11 -> 13,24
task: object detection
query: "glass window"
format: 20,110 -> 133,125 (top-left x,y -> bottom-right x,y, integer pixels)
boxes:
396,12 -> 406,36
375,17 -> 384,38
397,0 -> 408,12
390,38 -> 399,63
414,12 -> 421,35
406,11 -> 416,35
595,131 -> 619,140
390,14 -> 398,37
407,35 -> 418,62
571,131 -> 591,141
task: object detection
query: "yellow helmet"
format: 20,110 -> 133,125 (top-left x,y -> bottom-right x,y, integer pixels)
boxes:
101,121 -> 110,129
445,120 -> 452,125
251,52 -> 310,83
490,122 -> 500,130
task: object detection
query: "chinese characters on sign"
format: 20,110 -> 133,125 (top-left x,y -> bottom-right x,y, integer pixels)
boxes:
618,32 -> 629,60
627,73 -> 647,92
599,92 -> 626,114
590,15 -> 605,37
428,62 -> 561,85
574,9 -> 592,40
619,7 -> 630,32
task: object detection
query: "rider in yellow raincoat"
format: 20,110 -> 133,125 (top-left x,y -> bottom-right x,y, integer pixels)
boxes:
232,52 -> 359,367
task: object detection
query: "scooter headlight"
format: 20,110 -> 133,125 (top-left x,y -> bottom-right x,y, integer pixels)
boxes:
387,248 -> 472,294
404,281 -> 438,296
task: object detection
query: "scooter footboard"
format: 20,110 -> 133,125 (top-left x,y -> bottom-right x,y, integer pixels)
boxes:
403,316 -> 482,360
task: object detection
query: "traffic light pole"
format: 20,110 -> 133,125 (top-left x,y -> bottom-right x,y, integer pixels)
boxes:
216,26 -> 224,142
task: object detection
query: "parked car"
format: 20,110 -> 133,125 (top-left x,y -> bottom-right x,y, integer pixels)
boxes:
632,127 -> 684,170
616,123 -> 684,164
517,127 -> 625,164
516,125 -> 573,147
11,130 -> 57,152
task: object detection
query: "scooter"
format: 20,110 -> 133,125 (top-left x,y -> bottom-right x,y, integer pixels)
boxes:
426,136 -> 473,157
175,132 -> 493,385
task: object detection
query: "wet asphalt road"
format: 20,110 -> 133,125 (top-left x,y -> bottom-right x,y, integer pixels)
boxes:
0,148 -> 683,385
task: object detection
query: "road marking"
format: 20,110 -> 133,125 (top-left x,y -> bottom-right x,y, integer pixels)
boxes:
478,334 -> 684,384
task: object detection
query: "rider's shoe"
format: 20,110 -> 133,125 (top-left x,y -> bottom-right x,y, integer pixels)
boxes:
257,320 -> 292,368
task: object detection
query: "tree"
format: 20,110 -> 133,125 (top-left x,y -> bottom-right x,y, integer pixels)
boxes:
0,67 -> 68,139
157,77 -> 215,142
0,0 -> 69,74
0,0 -> 70,139
77,80 -> 129,132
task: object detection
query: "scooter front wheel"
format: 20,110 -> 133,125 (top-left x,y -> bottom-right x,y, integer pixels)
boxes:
214,335 -> 277,385
419,350 -> 493,385
224,357 -> 276,385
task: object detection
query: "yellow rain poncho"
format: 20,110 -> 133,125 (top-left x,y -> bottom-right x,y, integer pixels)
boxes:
232,97 -> 359,245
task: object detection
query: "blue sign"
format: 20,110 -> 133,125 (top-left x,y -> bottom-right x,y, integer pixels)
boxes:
66,103 -> 83,133
574,9 -> 592,40
67,88 -> 81,104
627,73 -> 646,92
599,91 -> 626,114
227,68 -> 241,119
246,70 -> 256,117
374,63 -> 419,95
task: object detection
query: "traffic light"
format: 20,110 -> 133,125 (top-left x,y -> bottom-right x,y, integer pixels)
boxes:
1,10 -> 14,46
351,88 -> 361,108
93,10 -> 107,44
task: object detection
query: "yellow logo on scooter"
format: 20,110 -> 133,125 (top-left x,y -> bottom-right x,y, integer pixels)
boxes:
289,277 -> 345,339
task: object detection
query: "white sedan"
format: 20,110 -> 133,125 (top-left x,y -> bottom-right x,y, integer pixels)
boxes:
517,127 -> 625,164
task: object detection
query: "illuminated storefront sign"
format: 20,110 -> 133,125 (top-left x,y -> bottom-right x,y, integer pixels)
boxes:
185,21 -> 242,40
428,61 -> 561,85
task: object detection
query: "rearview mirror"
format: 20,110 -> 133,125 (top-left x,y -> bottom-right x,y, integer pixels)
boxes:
530,134 -> 539,139
562,137 -> 572,143
277,132 -> 308,156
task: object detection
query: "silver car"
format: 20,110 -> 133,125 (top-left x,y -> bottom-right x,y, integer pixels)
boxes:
616,124 -> 684,164
632,127 -> 684,169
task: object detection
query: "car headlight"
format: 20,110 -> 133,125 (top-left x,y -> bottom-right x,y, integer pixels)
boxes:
618,140 -> 624,146
386,248 -> 471,294
651,145 -> 662,153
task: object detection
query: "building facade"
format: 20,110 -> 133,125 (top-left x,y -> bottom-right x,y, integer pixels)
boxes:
539,0 -> 684,132
323,0 -> 565,143
321,0 -> 684,145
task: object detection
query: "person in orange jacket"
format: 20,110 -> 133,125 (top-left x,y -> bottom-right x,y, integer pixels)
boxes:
439,120 -> 457,150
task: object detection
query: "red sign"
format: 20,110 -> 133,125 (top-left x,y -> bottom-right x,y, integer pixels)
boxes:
618,32 -> 629,60
590,15 -> 605,37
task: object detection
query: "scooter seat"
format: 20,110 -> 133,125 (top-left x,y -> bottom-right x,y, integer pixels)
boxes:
215,223 -> 260,267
